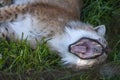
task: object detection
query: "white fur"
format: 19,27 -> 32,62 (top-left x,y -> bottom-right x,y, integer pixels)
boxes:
48,21 -> 106,68
9,14 -> 33,39
8,16 -> 107,68
13,0 -> 40,4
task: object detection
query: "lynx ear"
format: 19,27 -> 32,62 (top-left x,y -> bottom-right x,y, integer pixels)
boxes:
94,25 -> 106,37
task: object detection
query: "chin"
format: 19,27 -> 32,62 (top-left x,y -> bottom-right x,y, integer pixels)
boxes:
62,52 -> 107,70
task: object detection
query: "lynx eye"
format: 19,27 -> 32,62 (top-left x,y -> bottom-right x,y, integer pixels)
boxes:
69,37 -> 104,59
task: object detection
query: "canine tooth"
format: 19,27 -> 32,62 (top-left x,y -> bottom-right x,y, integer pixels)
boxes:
96,45 -> 101,47
79,42 -> 84,44
93,54 -> 97,57
93,53 -> 99,56
77,42 -> 83,45
92,42 -> 97,45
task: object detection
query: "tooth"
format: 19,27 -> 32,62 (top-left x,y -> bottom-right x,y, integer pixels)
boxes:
93,54 -> 98,56
93,54 -> 96,56
96,45 -> 101,47
92,42 -> 97,45
79,42 -> 84,44
76,42 -> 83,45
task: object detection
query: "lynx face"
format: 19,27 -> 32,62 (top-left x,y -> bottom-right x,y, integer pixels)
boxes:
48,21 -> 109,69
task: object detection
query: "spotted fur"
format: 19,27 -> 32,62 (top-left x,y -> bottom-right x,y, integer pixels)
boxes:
0,0 -> 108,69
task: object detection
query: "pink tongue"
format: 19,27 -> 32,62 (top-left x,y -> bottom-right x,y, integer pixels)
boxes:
71,45 -> 87,53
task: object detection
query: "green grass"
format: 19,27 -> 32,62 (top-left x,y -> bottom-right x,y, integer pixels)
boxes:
0,0 -> 120,80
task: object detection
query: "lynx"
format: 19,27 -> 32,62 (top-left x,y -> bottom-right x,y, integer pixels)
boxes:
0,0 -> 109,69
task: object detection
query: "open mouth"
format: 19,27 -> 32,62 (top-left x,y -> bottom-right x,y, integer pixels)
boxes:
69,37 -> 105,59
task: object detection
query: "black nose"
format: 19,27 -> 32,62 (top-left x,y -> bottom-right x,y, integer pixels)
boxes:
105,46 -> 111,54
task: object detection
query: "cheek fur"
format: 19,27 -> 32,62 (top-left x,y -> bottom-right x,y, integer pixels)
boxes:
48,27 -> 107,69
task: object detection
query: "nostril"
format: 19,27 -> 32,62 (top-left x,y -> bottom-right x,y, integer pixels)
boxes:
93,48 -> 102,53
93,48 -> 99,52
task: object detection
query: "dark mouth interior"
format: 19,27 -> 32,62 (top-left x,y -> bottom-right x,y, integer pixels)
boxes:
69,38 -> 104,59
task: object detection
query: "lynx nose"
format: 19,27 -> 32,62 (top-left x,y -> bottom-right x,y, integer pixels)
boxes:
105,46 -> 110,54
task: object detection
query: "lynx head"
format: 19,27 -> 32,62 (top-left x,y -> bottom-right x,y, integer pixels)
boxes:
48,21 -> 109,70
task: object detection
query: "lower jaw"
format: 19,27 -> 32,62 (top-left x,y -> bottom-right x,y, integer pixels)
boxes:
72,54 -> 107,70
